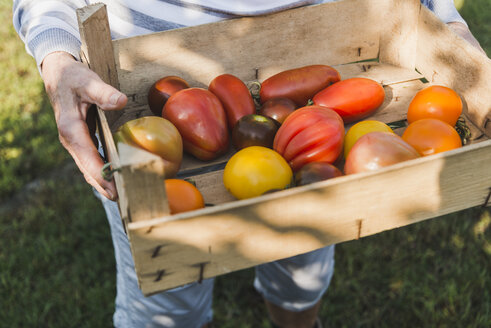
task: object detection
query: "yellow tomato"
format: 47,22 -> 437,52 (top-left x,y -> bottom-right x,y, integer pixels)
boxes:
223,146 -> 293,199
344,120 -> 394,158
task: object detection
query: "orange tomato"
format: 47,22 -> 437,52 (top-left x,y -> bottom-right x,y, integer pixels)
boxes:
165,179 -> 205,214
407,85 -> 462,126
402,118 -> 462,156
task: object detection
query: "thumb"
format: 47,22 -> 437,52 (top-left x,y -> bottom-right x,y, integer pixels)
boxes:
82,75 -> 128,110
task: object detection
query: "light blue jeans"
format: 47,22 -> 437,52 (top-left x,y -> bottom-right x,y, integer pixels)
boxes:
96,191 -> 335,328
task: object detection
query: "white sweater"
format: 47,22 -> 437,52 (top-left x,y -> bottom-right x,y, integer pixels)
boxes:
13,0 -> 466,68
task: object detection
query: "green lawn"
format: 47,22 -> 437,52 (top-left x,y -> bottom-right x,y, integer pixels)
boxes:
1,0 -> 490,327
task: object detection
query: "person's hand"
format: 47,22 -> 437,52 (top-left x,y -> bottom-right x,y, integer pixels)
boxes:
41,51 -> 127,200
447,22 -> 486,55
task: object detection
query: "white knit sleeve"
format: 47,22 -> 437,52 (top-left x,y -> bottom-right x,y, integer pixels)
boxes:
13,0 -> 89,68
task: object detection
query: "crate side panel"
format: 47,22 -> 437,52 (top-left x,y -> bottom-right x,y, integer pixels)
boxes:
114,0 -> 387,109
129,141 -> 491,294
378,0 -> 420,69
415,5 -> 491,137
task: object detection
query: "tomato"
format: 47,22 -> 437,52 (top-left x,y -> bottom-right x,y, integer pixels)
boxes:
163,88 -> 229,161
402,118 -> 462,156
148,76 -> 189,116
312,77 -> 385,123
344,132 -> 420,174
223,146 -> 292,199
344,120 -> 394,158
294,162 -> 343,186
113,116 -> 183,178
232,114 -> 279,150
165,179 -> 205,214
260,65 -> 341,107
208,74 -> 256,130
407,85 -> 462,126
273,106 -> 344,172
259,97 -> 297,124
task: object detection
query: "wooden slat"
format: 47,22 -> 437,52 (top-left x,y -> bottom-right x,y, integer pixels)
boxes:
77,4 -> 123,131
76,4 -> 128,219
128,140 -> 491,295
77,5 -> 171,223
378,0 -> 420,69
414,5 -> 491,138
113,0 -> 387,110
118,143 -> 170,222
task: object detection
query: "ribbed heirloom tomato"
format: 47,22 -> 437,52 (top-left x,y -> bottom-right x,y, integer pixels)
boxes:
165,179 -> 205,214
402,118 -> 462,156
407,85 -> 462,126
273,106 -> 344,172
223,146 -> 293,200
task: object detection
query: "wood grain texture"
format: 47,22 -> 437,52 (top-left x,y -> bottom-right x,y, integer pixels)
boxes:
378,0 -> 421,69
113,0 -> 386,110
415,5 -> 491,138
77,4 -> 128,220
76,0 -> 491,295
129,140 -> 491,294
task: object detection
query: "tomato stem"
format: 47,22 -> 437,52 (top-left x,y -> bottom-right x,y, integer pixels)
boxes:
455,116 -> 471,145
247,81 -> 262,109
101,162 -> 121,181
387,119 -> 407,130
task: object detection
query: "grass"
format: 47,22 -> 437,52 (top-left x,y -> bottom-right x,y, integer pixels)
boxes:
1,0 -> 490,327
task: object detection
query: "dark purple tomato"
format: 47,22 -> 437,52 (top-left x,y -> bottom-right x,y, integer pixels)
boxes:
259,97 -> 297,124
232,114 -> 280,150
294,161 -> 343,186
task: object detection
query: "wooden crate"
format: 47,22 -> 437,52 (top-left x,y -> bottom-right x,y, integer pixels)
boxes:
76,0 -> 491,296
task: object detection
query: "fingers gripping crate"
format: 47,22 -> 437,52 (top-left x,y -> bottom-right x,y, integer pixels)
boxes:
76,0 -> 491,296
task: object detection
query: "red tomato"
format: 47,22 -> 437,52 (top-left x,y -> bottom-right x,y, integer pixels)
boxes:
165,179 -> 205,214
312,77 -> 385,123
148,76 -> 189,116
259,97 -> 297,124
208,74 -> 256,130
163,88 -> 229,161
114,116 -> 183,178
344,132 -> 420,174
260,65 -> 341,107
402,118 -> 462,156
273,106 -> 344,172
407,85 -> 462,126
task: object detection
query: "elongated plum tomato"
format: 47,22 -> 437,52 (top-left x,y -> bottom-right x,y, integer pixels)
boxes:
344,132 -> 420,174
294,162 -> 343,186
259,97 -> 297,124
208,74 -> 255,130
273,106 -> 345,172
223,146 -> 292,200
313,77 -> 385,124
113,116 -> 183,178
260,65 -> 341,107
232,114 -> 279,150
402,118 -> 462,156
165,179 -> 205,214
407,85 -> 462,126
163,88 -> 229,161
148,76 -> 189,116
344,120 -> 394,158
